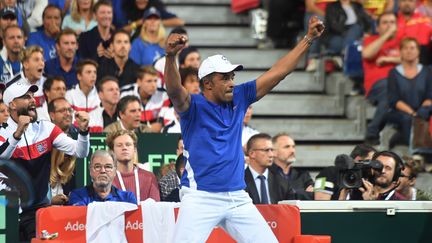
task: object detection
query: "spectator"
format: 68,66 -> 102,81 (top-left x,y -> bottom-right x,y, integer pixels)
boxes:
0,25 -> 24,84
49,147 -> 76,205
9,45 -> 46,107
97,29 -> 140,88
94,75 -> 120,129
0,99 -> 9,123
48,0 -> 72,16
104,95 -> 151,134
49,97 -> 78,205
107,130 -> 160,202
0,7 -> 21,50
242,106 -> 259,151
178,46 -> 201,69
387,37 -> 432,147
244,133 -> 296,204
78,0 -> 115,61
16,0 -> 48,32
161,67 -> 199,133
65,59 -> 99,113
340,151 -> 406,200
361,0 -> 394,21
363,12 -> 401,145
0,81 -> 89,240
44,28 -> 79,88
37,76 -> 67,121
397,0 -> 432,64
65,59 -> 102,132
304,0 -> 334,71
69,150 -> 137,205
159,137 -> 184,202
160,153 -> 185,202
417,0 -> 432,18
0,2 -> 30,36
118,0 -> 184,31
62,0 -> 97,35
314,144 -> 376,200
129,7 -> 165,66
153,27 -> 189,89
271,133 -> 314,200
48,97 -> 79,134
27,4 -> 62,61
396,158 -> 432,200
121,65 -> 170,132
324,0 -> 371,65
164,16 -> 323,242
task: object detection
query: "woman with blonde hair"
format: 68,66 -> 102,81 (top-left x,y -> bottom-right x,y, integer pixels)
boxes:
50,149 -> 76,205
129,7 -> 165,66
62,0 -> 97,35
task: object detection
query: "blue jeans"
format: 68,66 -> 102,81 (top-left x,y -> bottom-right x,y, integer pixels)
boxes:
387,106 -> 432,145
386,111 -> 412,145
366,79 -> 388,139
326,24 -> 363,55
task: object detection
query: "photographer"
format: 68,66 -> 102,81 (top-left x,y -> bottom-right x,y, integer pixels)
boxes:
314,144 -> 376,200
339,151 -> 406,200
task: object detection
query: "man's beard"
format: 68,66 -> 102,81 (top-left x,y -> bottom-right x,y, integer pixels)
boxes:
94,180 -> 110,189
401,8 -> 414,16
17,106 -> 37,122
286,157 -> 296,164
375,177 -> 392,189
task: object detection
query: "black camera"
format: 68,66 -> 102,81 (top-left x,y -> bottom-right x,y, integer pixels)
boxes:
335,154 -> 383,189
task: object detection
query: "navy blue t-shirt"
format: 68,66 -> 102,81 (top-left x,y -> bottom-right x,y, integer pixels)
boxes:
179,80 -> 257,192
44,57 -> 79,88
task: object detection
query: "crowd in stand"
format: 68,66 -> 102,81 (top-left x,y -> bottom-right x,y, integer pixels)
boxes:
300,0 -> 432,148
0,0 -> 432,241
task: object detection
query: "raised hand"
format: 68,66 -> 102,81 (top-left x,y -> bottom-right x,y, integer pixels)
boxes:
14,115 -> 32,139
165,34 -> 188,57
75,111 -> 89,132
307,16 -> 325,40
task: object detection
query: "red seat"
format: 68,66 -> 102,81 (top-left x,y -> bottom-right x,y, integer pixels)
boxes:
33,204 -> 330,243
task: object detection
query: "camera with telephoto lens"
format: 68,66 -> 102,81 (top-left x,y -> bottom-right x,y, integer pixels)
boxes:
334,154 -> 383,189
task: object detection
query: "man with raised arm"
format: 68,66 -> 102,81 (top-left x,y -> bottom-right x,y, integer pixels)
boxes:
164,16 -> 324,242
0,81 -> 90,240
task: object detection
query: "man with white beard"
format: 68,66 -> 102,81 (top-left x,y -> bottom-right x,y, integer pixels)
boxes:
271,133 -> 314,200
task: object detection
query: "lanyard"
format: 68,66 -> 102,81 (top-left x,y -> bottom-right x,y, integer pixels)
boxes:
116,167 -> 140,203
384,190 -> 395,201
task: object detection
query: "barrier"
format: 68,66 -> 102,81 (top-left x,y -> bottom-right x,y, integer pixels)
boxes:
33,204 -> 331,243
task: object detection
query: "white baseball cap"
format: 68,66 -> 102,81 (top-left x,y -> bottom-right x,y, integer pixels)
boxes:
3,81 -> 38,105
198,54 -> 243,80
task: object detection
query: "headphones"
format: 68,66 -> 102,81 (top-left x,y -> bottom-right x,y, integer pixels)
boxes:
372,151 -> 404,182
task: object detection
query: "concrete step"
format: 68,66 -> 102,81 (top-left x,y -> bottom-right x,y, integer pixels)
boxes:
167,5 -> 249,25
184,26 -> 255,47
249,118 -> 365,141
199,48 -> 301,70
235,71 -> 325,93
253,93 -> 344,116
295,144 -> 358,168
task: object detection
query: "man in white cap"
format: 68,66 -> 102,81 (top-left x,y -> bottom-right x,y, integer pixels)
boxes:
0,81 -> 90,241
164,16 -> 325,242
